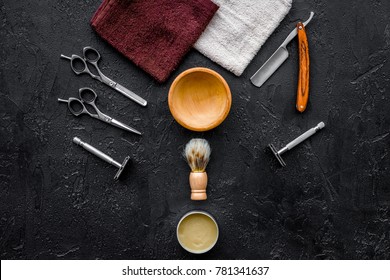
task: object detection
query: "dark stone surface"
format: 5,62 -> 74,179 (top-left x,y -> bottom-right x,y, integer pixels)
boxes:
1,0 -> 390,260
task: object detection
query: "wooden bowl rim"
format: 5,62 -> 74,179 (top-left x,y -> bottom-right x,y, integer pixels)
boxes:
168,67 -> 232,132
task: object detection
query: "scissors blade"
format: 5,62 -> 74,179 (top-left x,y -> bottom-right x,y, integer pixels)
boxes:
110,118 -> 142,135
99,74 -> 147,106
114,83 -> 147,107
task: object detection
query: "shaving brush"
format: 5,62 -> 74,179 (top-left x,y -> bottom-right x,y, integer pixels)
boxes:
183,138 -> 211,200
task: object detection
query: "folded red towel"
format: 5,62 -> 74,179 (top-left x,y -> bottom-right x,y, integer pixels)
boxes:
91,0 -> 218,83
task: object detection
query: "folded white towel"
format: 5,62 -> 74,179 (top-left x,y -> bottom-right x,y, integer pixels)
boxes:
194,0 -> 292,76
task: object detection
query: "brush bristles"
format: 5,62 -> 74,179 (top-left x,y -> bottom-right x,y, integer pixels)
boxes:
183,138 -> 211,172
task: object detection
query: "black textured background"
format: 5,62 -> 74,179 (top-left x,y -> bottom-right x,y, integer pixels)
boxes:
1,0 -> 390,260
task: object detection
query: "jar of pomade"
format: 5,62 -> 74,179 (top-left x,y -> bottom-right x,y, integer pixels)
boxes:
177,211 -> 219,254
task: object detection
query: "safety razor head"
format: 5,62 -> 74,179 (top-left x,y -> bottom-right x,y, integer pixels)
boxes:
114,156 -> 130,180
268,144 -> 286,167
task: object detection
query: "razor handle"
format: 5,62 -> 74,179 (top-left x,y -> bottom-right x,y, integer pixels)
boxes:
296,22 -> 310,113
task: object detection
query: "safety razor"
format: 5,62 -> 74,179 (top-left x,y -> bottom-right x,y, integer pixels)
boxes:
73,137 -> 130,180
269,122 -> 325,167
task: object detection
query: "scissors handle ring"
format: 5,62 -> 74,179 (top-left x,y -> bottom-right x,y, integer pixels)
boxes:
66,54 -> 100,81
67,98 -> 87,117
83,47 -> 101,63
67,54 -> 88,75
79,87 -> 98,104
77,87 -> 105,120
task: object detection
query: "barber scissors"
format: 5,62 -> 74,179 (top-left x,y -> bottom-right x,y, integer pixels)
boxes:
58,87 -> 142,135
61,46 -> 147,107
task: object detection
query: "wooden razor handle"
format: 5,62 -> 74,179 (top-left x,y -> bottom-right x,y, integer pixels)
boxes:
296,22 -> 310,113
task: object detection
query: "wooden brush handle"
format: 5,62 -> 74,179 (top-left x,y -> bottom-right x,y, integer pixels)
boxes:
189,172 -> 207,200
296,22 -> 310,113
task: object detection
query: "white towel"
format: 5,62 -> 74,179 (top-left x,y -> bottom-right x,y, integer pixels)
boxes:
194,0 -> 292,76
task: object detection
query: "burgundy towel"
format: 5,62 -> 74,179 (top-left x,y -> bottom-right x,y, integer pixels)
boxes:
91,0 -> 218,83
